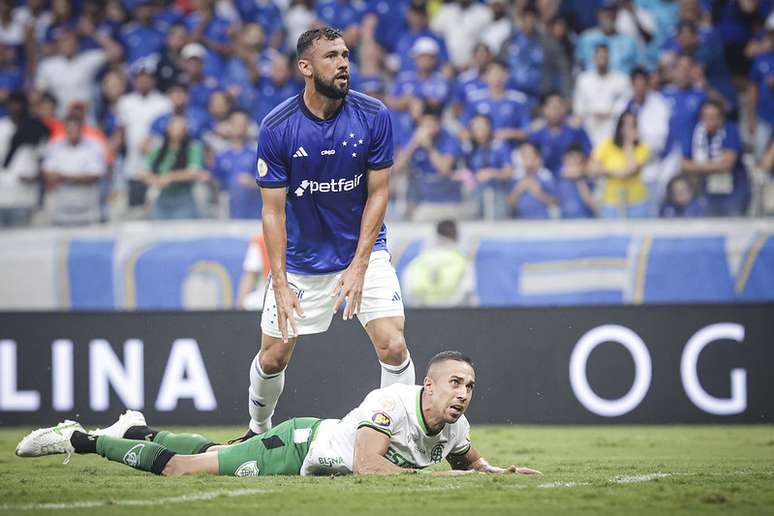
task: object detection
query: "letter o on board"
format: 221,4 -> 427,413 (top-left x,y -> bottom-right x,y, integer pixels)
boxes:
569,325 -> 652,417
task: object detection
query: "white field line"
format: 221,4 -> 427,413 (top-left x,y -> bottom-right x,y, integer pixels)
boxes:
611,472 -> 672,484
531,472 -> 672,490
0,488 -> 272,511
0,472 -> 677,510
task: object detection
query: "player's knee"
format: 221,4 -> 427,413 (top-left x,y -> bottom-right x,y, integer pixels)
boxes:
380,334 -> 408,366
259,353 -> 289,375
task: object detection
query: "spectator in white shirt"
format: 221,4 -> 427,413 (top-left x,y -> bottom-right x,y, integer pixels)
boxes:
114,60 -> 172,208
617,67 -> 675,212
431,0 -> 493,69
42,115 -> 107,226
34,29 -> 122,120
573,44 -> 631,147
0,92 -> 48,227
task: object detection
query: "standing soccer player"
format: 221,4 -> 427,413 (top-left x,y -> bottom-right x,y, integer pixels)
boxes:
241,27 -> 414,439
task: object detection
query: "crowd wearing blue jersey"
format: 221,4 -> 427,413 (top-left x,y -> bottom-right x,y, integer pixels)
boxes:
0,0 -> 773,228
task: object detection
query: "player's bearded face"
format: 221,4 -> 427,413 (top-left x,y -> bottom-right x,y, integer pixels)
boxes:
311,39 -> 350,100
314,69 -> 349,100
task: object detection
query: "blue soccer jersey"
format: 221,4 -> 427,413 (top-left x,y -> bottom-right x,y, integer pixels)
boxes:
256,90 -> 394,275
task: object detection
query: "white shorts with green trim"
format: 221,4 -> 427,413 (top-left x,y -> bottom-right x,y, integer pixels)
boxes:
260,251 -> 405,339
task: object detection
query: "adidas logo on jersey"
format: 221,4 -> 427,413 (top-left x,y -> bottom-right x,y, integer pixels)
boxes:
294,174 -> 364,197
292,146 -> 309,158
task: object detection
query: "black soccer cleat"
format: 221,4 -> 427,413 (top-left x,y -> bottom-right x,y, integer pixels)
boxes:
227,429 -> 258,444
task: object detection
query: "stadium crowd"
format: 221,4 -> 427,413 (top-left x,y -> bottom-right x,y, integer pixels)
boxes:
0,0 -> 773,226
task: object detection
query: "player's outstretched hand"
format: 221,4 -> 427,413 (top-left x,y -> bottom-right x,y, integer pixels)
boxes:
275,283 -> 304,343
332,261 -> 367,320
506,465 -> 542,475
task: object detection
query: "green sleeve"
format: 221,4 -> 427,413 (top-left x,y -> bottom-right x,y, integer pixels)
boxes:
187,142 -> 204,169
146,148 -> 160,173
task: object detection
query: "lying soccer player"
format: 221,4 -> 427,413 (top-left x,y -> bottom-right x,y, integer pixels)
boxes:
16,351 -> 541,477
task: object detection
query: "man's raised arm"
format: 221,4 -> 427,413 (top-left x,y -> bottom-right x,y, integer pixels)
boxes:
446,446 -> 542,475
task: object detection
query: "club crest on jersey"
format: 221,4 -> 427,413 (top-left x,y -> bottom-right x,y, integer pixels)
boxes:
123,443 -> 145,467
257,158 -> 268,177
372,412 -> 392,428
431,443 -> 444,463
235,460 -> 260,477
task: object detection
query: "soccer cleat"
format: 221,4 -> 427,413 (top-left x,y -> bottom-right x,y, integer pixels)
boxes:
15,420 -> 84,460
227,428 -> 259,445
91,410 -> 147,439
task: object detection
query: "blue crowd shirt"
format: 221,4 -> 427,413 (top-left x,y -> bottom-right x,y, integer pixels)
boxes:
509,168 -> 556,219
528,123 -> 592,177
464,139 -> 512,191
187,76 -> 224,111
150,107 -> 210,139
575,29 -> 641,73
184,13 -> 233,77
224,52 -> 274,110
214,144 -> 262,219
661,85 -> 707,154
256,90 -> 394,274
233,0 -> 284,39
503,31 -> 545,98
367,0 -> 410,53
252,78 -> 303,127
391,70 -> 452,107
681,121 -> 749,197
461,89 -> 530,133
557,177 -> 595,219
153,6 -> 186,32
750,52 -> 774,122
410,129 -> 462,203
120,23 -> 165,66
454,68 -> 486,106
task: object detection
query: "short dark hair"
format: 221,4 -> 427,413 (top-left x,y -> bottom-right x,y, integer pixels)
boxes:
428,351 -> 474,370
436,219 -> 457,240
700,98 -> 725,116
541,90 -> 563,105
520,139 -> 541,154
564,142 -> 586,156
485,57 -> 509,73
630,66 -> 648,81
421,101 -> 443,118
297,27 -> 344,58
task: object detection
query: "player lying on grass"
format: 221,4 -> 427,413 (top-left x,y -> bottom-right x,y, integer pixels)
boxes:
16,351 -> 540,477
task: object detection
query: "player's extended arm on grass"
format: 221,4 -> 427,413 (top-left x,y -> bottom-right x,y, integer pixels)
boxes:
446,446 -> 542,475
333,168 -> 390,320
353,427 -> 416,475
262,186 -> 304,342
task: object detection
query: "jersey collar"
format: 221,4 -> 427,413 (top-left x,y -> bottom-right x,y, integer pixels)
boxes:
297,90 -> 345,123
416,388 -> 443,437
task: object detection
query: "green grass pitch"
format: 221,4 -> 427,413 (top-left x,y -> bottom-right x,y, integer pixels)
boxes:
1,425 -> 773,515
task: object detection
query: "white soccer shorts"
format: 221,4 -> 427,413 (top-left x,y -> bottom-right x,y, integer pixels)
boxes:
260,250 -> 405,338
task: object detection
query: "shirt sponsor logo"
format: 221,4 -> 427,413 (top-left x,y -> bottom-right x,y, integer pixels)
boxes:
320,149 -> 336,156
123,443 -> 145,467
294,173 -> 363,197
235,460 -> 260,477
372,411 -> 392,428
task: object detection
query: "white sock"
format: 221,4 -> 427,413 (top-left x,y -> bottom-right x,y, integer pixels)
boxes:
248,353 -> 284,434
380,352 -> 415,387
